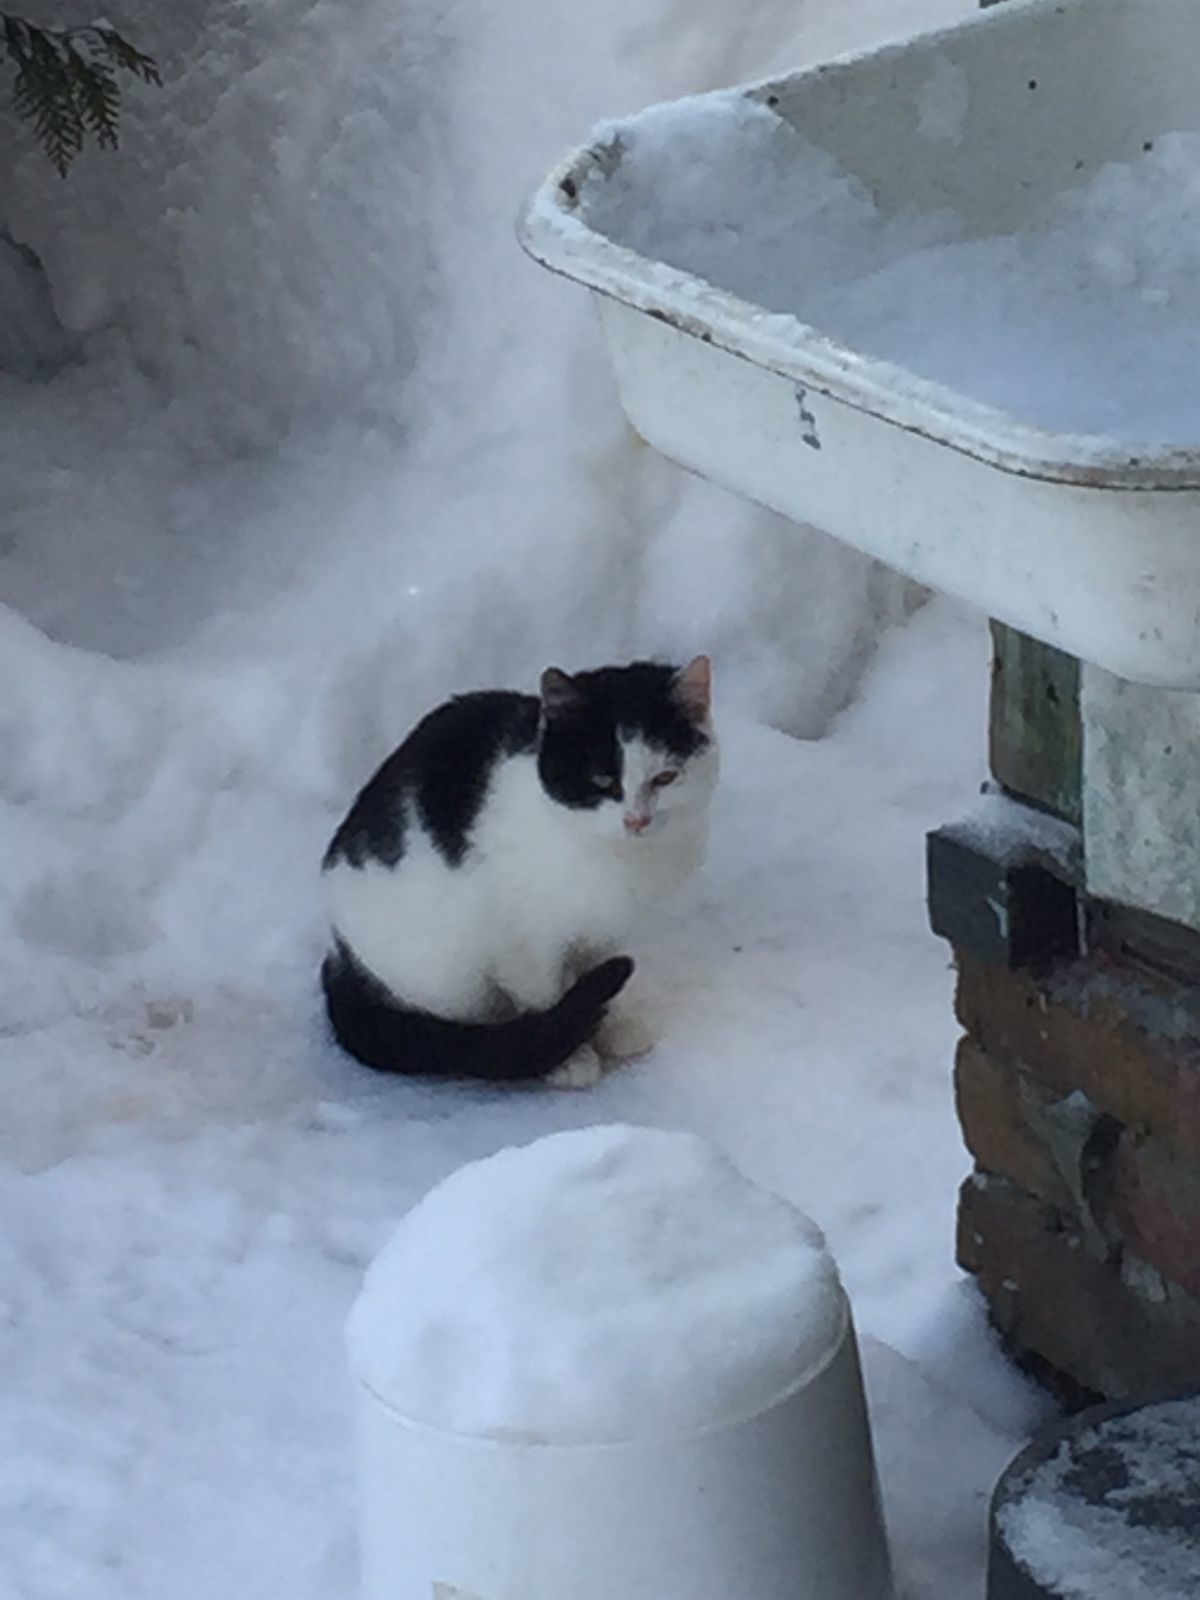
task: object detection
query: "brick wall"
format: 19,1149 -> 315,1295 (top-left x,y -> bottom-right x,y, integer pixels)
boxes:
929,806 -> 1200,1400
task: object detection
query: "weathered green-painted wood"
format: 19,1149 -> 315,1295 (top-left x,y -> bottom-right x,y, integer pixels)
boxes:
989,622 -> 1083,825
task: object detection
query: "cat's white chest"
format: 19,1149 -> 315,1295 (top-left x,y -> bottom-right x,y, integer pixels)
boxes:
477,758 -> 648,953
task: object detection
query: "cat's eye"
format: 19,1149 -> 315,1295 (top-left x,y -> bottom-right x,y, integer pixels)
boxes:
592,774 -> 622,796
652,769 -> 679,788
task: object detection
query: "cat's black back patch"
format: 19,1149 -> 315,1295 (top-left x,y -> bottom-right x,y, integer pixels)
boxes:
324,691 -> 539,871
324,744 -> 409,869
411,692 -> 538,863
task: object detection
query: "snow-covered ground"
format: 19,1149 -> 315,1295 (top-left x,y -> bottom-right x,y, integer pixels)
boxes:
0,0 -> 1054,1595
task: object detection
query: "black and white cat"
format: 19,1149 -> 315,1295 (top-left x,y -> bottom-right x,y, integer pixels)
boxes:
321,657 -> 717,1086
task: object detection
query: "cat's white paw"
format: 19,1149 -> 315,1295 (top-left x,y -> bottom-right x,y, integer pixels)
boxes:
546,1045 -> 605,1091
594,1010 -> 655,1063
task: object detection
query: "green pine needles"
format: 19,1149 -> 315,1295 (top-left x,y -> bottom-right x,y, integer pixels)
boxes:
3,15 -> 159,175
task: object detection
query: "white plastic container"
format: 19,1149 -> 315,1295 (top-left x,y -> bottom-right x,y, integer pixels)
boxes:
351,1301 -> 891,1600
346,1126 -> 893,1600
520,0 -> 1200,688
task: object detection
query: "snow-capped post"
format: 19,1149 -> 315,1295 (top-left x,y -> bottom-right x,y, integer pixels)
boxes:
932,0 -> 1200,1417
519,0 -> 1200,1410
346,1126 -> 893,1600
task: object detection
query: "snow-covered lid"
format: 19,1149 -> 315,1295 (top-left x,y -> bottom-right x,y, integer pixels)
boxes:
346,1124 -> 845,1445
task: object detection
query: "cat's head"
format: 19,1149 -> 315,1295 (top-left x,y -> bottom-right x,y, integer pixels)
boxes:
536,657 -> 717,839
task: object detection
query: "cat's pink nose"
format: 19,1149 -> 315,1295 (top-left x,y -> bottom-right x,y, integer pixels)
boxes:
624,812 -> 652,835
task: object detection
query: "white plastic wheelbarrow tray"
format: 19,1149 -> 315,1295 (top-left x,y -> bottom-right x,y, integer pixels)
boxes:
521,0 -> 1200,688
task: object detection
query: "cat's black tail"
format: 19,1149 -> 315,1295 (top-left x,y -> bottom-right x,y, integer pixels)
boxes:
320,941 -> 634,1082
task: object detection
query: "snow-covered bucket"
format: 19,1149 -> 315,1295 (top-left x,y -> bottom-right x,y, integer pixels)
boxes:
347,1125 -> 893,1600
521,0 -> 1200,689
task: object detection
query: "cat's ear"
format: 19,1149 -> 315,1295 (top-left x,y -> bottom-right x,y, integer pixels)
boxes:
672,655 -> 712,724
540,667 -> 582,721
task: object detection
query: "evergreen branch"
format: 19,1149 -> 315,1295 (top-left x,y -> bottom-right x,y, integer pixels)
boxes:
95,26 -> 159,85
64,40 -> 120,148
3,14 -> 160,174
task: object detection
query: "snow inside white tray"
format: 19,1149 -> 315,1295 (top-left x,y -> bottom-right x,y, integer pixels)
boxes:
346,1124 -> 845,1445
998,1398 -> 1200,1600
579,93 -> 1200,446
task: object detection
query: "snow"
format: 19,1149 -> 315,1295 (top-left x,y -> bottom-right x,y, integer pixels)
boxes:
915,58 -> 970,146
998,1399 -> 1200,1599
0,0 -> 1056,1592
582,98 -> 1200,445
348,1124 -> 844,1443
942,788 -> 1082,877
0,600 -> 1048,1599
0,232 -> 75,377
580,96 -> 962,328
